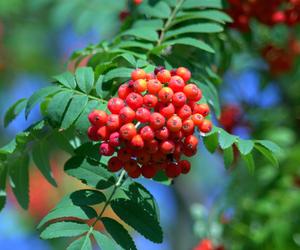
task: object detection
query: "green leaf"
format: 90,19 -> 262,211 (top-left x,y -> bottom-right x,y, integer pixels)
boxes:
219,130 -> 237,149
93,231 -> 116,250
32,141 -> 57,187
9,154 -> 30,209
254,144 -> 279,167
75,142 -> 101,162
133,19 -> 164,30
101,217 -> 137,250
111,198 -> 163,243
165,23 -> 224,39
61,95 -> 89,129
0,139 -> 17,155
153,170 -> 172,185
67,236 -> 92,250
4,98 -> 27,127
53,71 -> 77,89
0,164 -> 7,211
236,139 -> 254,155
165,37 -> 215,53
256,140 -> 281,154
242,153 -> 255,173
25,86 -> 61,118
182,0 -> 222,9
64,156 -> 116,189
139,2 -> 171,18
118,53 -> 136,67
75,67 -> 94,94
121,28 -> 159,42
40,221 -> 89,239
203,132 -> 219,153
224,146 -> 234,169
104,67 -> 133,82
117,41 -> 154,50
95,75 -> 105,98
47,90 -> 73,125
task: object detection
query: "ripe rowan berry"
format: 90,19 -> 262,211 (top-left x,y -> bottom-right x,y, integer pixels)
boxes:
136,150 -> 151,164
179,160 -> 191,174
158,87 -> 174,103
154,66 -> 165,75
118,83 -> 132,100
88,110 -> 108,127
156,69 -> 171,83
158,103 -> 175,118
176,67 -> 191,82
191,114 -> 204,126
167,115 -> 182,132
133,79 -> 147,93
143,94 -> 158,108
108,157 -> 123,172
172,92 -> 187,107
119,106 -> 135,124
108,97 -> 125,114
149,112 -> 166,129
182,119 -> 195,135
169,130 -> 183,141
155,126 -> 169,141
99,143 -> 114,156
177,104 -> 192,120
199,119 -> 212,133
97,126 -> 109,140
168,75 -> 185,92
146,73 -> 155,80
131,68 -> 146,80
160,140 -> 175,154
133,0 -> 143,5
119,123 -> 137,140
183,84 -> 200,100
141,164 -> 157,178
131,134 -> 144,149
184,135 -> 198,150
165,163 -> 181,178
124,159 -> 138,172
140,126 -> 155,141
107,114 -> 120,131
136,107 -> 151,123
193,103 -> 210,117
144,139 -> 159,153
147,79 -> 162,94
126,92 -> 144,110
109,132 -> 120,147
128,166 -> 142,178
117,148 -> 133,162
87,126 -> 99,141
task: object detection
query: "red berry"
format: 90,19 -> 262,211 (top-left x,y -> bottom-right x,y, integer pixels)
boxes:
136,150 -> 151,164
136,107 -> 151,123
158,103 -> 175,118
169,130 -> 183,141
97,126 -> 109,140
107,114 -> 120,131
109,132 -> 120,147
158,87 -> 174,103
147,79 -> 162,94
191,113 -> 204,126
117,148 -> 133,162
87,126 -> 100,141
124,159 -> 138,172
133,0 -> 143,5
168,76 -> 185,92
172,92 -> 187,107
155,126 -> 169,141
177,104 -> 192,120
140,126 -> 155,141
141,164 -> 157,178
131,134 -> 144,149
184,135 -> 198,150
108,157 -> 123,172
156,69 -> 171,83
133,79 -> 147,93
144,139 -> 159,153
150,112 -> 166,129
108,97 -> 125,114
126,92 -> 144,110
128,166 -> 141,178
183,84 -> 200,100
182,119 -> 195,135
146,73 -> 155,80
119,123 -> 137,140
176,67 -> 191,82
88,110 -> 108,127
119,106 -> 135,124
165,163 -> 181,178
160,140 -> 175,154
154,66 -> 165,75
183,147 -> 197,157
99,143 -> 114,156
179,160 -> 191,174
131,68 -> 146,81
143,94 -> 158,108
193,103 -> 210,117
118,83 -> 132,99
167,115 -> 182,132
199,119 -> 212,133
152,151 -> 167,163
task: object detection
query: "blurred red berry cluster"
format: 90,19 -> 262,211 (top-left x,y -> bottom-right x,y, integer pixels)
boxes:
228,0 -> 300,31
193,239 -> 225,250
87,67 -> 213,179
219,104 -> 242,133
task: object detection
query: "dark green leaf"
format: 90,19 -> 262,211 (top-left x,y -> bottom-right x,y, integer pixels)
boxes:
117,41 -> 154,50
40,221 -> 89,239
203,132 -> 219,153
256,140 -> 281,154
95,75 -> 105,98
32,142 -> 57,187
0,164 -> 7,211
121,28 -> 159,42
53,71 -> 77,89
4,98 -> 27,127
255,144 -> 278,167
224,146 -> 234,169
153,170 -> 172,185
74,142 -> 101,162
182,0 -> 222,9
219,130 -> 237,149
101,217 -> 137,250
75,67 -> 94,94
64,156 -> 116,189
242,153 -> 255,173
67,236 -> 92,250
0,139 -> 17,155
104,67 -> 133,82
61,95 -> 89,129
9,154 -> 30,209
236,139 -> 254,155
93,231 -> 116,250
165,37 -> 215,53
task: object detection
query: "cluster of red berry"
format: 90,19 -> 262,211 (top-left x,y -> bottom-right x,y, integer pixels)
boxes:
193,239 -> 224,250
87,67 -> 212,179
228,0 -> 300,31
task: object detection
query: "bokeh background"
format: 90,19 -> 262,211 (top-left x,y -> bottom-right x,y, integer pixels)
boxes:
1,0 -> 300,249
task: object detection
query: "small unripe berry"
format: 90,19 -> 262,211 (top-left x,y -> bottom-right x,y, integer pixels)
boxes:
131,68 -> 146,81
168,76 -> 185,92
172,92 -> 187,107
143,94 -> 158,108
147,79 -> 162,94
119,106 -> 135,124
87,126 -> 100,141
120,123 -> 137,140
150,112 -> 166,129
166,163 -> 181,178
126,92 -> 144,110
131,134 -> 144,149
117,148 -> 133,162
155,126 -> 169,141
141,164 -> 157,178
176,67 -> 191,82
199,119 -> 212,133
118,83 -> 132,99
140,126 -> 155,141
88,110 -> 108,127
108,97 -> 125,114
99,143 -> 114,156
160,140 -> 175,154
136,107 -> 151,123
167,115 -> 182,132
178,160 -> 191,174
158,103 -> 175,118
133,79 -> 147,93
107,114 -> 120,131
158,87 -> 174,103
108,157 -> 123,172
193,103 -> 210,117
109,132 -> 121,147
97,126 -> 109,140
156,69 -> 171,83
177,104 -> 192,120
